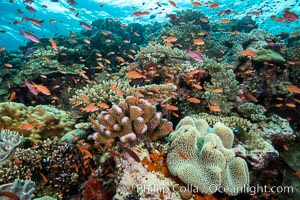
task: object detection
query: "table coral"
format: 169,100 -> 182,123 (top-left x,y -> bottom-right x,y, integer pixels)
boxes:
0,102 -> 75,140
166,116 -> 249,196
91,96 -> 173,145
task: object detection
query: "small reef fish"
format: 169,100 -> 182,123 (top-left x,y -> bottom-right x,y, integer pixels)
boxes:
81,103 -> 99,112
178,151 -> 188,160
164,36 -> 177,43
133,11 -> 150,17
22,17 -> 44,26
19,123 -> 35,130
20,31 -> 40,43
24,79 -> 51,95
187,97 -> 200,103
7,91 -> 16,102
126,71 -> 146,79
168,0 -> 177,8
193,38 -> 204,45
26,5 -> 36,12
209,3 -> 219,8
208,104 -> 221,112
191,1 -> 201,7
241,49 -> 257,57
49,38 -> 58,50
120,143 -> 140,162
283,9 -> 298,22
187,47 -> 204,62
79,22 -> 92,30
287,85 -> 300,93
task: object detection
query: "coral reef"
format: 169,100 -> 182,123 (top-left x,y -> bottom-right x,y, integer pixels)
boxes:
91,96 -> 173,145
136,44 -> 191,66
114,146 -> 181,200
0,129 -> 23,163
166,116 -> 249,196
70,79 -> 135,116
0,148 -> 41,184
0,102 -> 75,140
237,102 -> 267,122
18,46 -> 85,80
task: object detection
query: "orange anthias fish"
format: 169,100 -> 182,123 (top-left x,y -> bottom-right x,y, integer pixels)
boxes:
191,1 -> 201,7
33,83 -> 51,95
81,103 -> 99,112
193,38 -> 204,45
210,3 -> 219,8
241,49 -> 257,57
187,97 -> 200,103
287,85 -> 300,93
7,91 -> 16,102
164,105 -> 178,111
19,123 -> 35,130
125,71 -> 146,79
208,104 -> 222,112
49,38 -> 58,50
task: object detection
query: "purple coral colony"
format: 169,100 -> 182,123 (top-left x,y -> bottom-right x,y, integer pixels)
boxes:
0,0 -> 299,200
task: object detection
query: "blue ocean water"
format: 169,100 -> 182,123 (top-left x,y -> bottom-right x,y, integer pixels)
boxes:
0,0 -> 299,50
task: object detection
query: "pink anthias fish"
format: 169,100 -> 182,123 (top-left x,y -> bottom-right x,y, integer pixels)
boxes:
24,79 -> 51,96
283,9 -> 299,21
20,30 -> 40,43
79,22 -> 92,30
187,47 -> 204,62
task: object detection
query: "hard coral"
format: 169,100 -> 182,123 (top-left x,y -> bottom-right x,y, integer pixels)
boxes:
0,102 -> 75,140
0,129 -> 23,163
91,96 -> 173,145
166,116 -> 249,196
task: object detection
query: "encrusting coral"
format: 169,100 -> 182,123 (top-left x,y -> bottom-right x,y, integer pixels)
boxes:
91,96 -> 173,145
0,129 -> 23,163
166,116 -> 249,196
0,102 -> 75,140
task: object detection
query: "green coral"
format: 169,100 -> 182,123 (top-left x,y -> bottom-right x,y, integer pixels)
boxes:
18,47 -> 84,80
166,116 -> 249,196
192,113 -> 252,129
137,44 -> 190,65
237,102 -> 267,122
0,102 -> 75,140
253,49 -> 285,63
193,57 -> 240,114
70,79 -> 135,115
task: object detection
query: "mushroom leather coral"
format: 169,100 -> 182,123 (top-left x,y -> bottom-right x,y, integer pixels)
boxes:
92,96 -> 173,145
166,116 -> 249,196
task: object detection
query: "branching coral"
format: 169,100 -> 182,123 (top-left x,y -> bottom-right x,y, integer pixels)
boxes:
19,46 -> 85,80
69,79 -> 135,115
136,44 -> 191,66
132,83 -> 177,105
91,96 -> 173,145
10,179 -> 36,200
0,129 -> 23,163
0,102 -> 75,140
0,148 -> 41,184
166,116 -> 249,196
237,102 -> 267,122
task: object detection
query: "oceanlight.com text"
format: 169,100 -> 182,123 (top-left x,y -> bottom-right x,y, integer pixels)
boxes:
132,184 -> 294,195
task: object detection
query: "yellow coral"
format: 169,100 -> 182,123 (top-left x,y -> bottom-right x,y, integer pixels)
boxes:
166,116 -> 249,196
